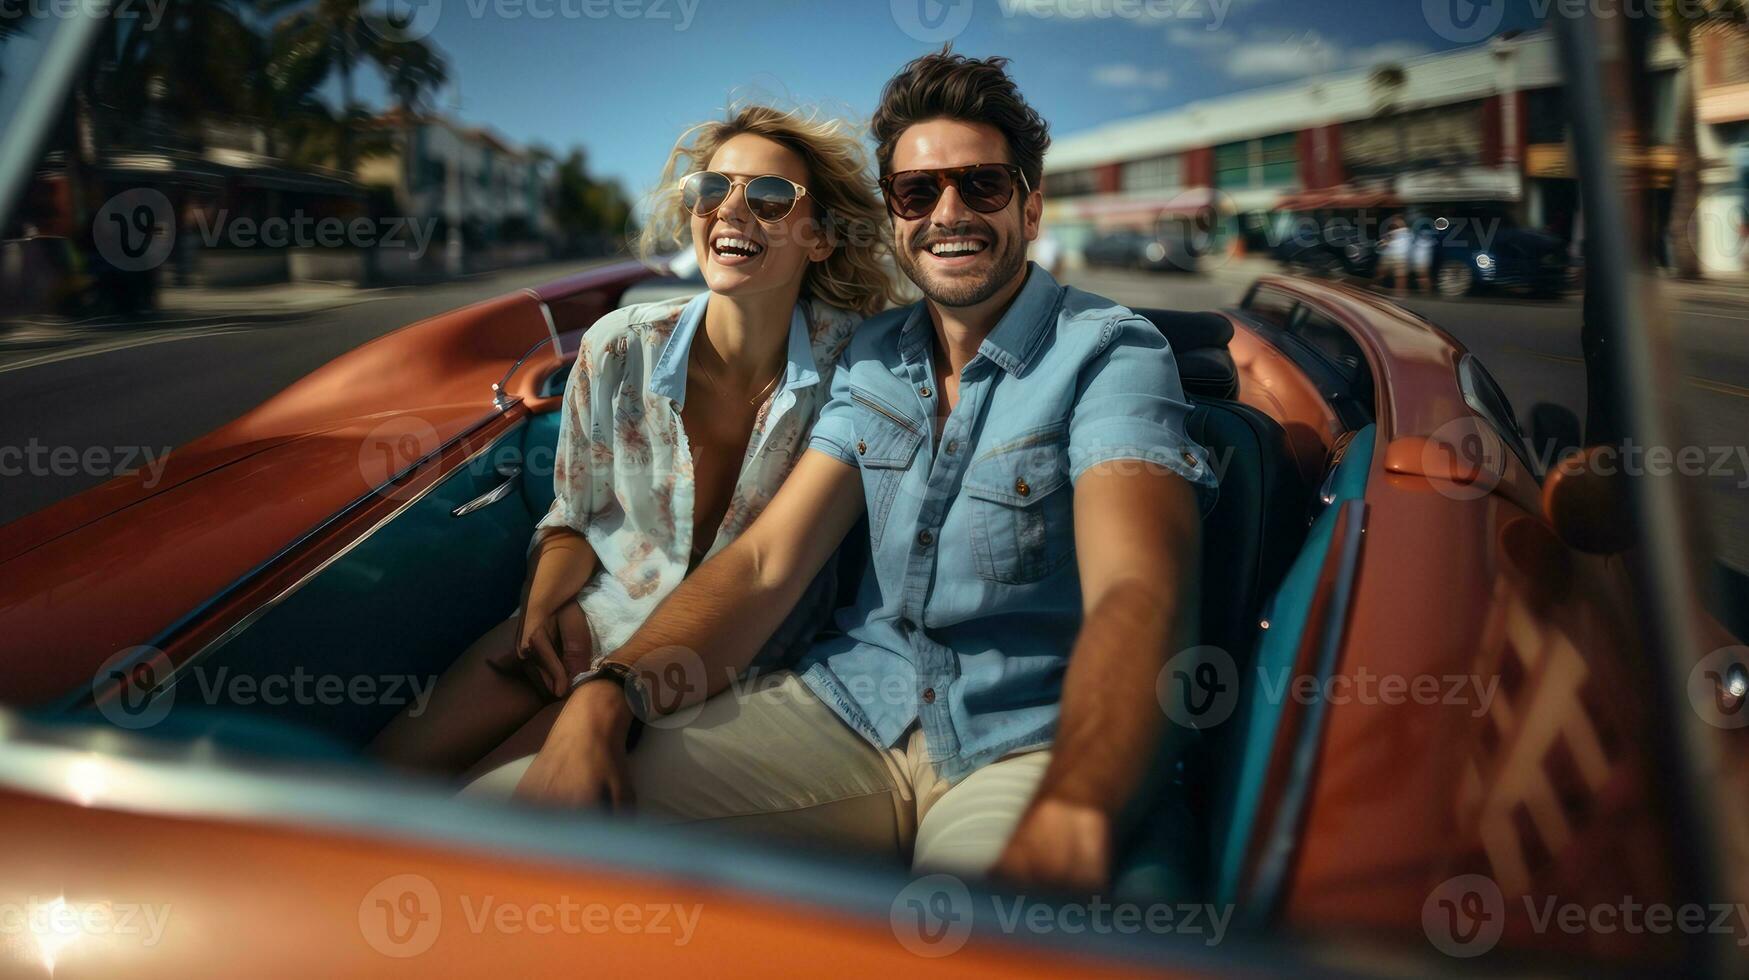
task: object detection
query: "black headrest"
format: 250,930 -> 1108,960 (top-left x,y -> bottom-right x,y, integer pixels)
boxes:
1135,308 -> 1234,353
1135,308 -> 1237,401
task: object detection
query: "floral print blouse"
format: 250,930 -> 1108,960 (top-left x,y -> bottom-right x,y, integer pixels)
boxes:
538,291 -> 861,665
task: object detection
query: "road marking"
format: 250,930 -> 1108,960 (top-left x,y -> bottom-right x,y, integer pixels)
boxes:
0,322 -> 258,375
1689,376 -> 1749,399
1504,344 -> 1582,366
1504,344 -> 1749,399
1676,307 -> 1749,323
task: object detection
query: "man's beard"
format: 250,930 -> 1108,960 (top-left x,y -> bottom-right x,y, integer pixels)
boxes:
896,230 -> 1027,308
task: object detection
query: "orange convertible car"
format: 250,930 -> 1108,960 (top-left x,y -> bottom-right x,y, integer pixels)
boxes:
1,9 -> 1745,979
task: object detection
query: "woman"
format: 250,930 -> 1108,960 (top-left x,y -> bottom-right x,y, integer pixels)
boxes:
369,105 -> 902,776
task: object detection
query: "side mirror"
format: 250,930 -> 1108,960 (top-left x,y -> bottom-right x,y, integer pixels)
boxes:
1541,446 -> 1635,555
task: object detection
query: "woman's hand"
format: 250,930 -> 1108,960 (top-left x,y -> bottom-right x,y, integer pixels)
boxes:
512,680 -> 637,810
490,598 -> 594,699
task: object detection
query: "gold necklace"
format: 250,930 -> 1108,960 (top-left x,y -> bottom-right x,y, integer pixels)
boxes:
695,354 -> 783,407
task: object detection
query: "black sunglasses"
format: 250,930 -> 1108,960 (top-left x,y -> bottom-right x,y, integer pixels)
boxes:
879,164 -> 1030,220
678,170 -> 809,223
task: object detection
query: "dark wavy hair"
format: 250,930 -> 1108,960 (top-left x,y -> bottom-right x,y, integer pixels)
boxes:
871,46 -> 1051,193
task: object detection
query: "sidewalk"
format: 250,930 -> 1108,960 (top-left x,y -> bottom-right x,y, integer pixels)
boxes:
1655,271 -> 1749,311
0,281 -> 395,356
155,279 -> 392,317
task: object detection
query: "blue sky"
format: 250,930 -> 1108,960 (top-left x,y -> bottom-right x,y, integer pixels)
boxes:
349,0 -> 1544,197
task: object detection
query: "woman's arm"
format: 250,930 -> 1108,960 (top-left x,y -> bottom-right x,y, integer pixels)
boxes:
501,329 -> 613,695
502,528 -> 601,697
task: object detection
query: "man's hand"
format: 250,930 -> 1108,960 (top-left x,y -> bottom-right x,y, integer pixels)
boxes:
992,797 -> 1113,892
512,680 -> 635,809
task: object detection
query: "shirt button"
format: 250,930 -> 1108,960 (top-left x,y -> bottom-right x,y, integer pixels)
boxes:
917,528 -> 934,547
922,687 -> 936,704
920,386 -> 933,398
945,439 -> 959,453
1182,450 -> 1199,468
1015,478 -> 1030,497
857,440 -> 867,455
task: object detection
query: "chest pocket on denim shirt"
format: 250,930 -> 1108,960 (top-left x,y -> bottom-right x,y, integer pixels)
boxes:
850,387 -> 922,545
962,424 -> 1074,584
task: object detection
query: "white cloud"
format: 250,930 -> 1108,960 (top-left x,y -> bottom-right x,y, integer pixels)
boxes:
1092,63 -> 1174,89
1166,24 -> 1236,49
1224,35 -> 1342,80
1222,33 -> 1432,82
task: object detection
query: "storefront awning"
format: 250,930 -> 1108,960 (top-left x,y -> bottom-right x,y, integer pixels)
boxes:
1274,186 -> 1400,211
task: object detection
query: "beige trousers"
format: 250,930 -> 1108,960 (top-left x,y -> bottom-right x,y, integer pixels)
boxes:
464,672 -> 1051,876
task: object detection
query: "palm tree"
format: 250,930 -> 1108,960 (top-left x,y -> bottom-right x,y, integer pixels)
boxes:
1663,0 -> 1747,279
375,38 -> 448,205
256,0 -> 392,176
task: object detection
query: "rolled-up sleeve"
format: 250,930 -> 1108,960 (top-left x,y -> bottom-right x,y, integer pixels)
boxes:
537,337 -> 610,537
1068,315 -> 1219,512
805,354 -> 860,467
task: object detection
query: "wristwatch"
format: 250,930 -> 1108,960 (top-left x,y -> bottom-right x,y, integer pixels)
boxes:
569,659 -> 648,749
570,659 -> 651,723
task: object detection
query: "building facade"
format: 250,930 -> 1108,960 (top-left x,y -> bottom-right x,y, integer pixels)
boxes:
1043,30 -> 1689,269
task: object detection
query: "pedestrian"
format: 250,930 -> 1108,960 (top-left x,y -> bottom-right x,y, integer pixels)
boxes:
1378,215 -> 1410,296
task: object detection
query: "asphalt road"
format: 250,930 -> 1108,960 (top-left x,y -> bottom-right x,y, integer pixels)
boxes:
1064,264 -> 1749,576
0,257 -> 623,525
3,257 -> 1746,577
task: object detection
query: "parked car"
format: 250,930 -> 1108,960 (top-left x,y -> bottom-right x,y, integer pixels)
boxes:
1268,208 -> 1381,280
1425,213 -> 1573,298
1082,227 -> 1197,272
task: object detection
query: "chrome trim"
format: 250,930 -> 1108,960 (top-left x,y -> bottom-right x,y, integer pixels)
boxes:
492,336 -> 549,411
1244,498 -> 1368,922
494,292 -> 563,411
81,423 -> 520,713
451,463 -> 522,518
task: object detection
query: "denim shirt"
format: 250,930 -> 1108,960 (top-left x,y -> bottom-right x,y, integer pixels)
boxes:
800,265 -> 1217,784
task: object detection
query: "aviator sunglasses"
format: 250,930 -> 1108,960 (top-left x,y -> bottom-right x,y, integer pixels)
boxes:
679,170 -> 809,223
879,163 -> 1030,220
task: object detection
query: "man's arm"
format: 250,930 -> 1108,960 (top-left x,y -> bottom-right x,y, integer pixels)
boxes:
992,460 -> 1201,890
513,449 -> 865,806
602,448 -> 866,708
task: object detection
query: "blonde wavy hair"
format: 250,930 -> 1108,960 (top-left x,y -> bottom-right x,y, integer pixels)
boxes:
637,104 -> 905,319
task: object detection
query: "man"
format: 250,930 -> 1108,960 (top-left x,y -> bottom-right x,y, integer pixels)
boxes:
494,49 -> 1216,891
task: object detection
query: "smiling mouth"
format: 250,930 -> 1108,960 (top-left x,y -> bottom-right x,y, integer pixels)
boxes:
712,235 -> 765,258
924,238 -> 988,257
